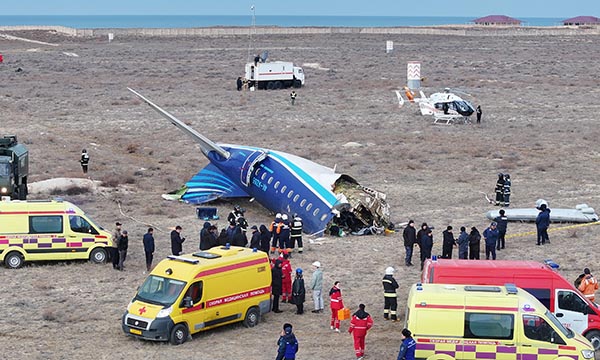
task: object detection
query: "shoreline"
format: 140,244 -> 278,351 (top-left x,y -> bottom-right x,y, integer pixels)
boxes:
1,24 -> 600,37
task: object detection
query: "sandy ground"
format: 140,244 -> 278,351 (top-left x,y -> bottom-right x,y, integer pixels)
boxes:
1,30 -> 600,359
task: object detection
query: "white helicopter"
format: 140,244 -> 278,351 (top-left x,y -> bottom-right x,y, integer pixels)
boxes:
396,87 -> 476,124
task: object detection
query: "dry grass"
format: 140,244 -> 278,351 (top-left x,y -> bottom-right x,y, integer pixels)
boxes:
1,31 -> 600,360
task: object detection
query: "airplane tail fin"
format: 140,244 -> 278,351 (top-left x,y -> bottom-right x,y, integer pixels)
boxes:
128,88 -> 230,160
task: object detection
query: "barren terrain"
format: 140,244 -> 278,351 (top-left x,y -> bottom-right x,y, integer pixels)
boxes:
1,30 -> 600,359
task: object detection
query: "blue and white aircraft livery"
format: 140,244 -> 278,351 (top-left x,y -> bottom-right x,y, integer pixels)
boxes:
128,88 -> 391,235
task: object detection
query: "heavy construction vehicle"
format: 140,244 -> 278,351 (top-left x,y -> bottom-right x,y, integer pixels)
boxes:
0,135 -> 29,200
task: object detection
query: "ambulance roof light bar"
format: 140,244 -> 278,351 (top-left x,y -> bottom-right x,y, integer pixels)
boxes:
167,255 -> 200,264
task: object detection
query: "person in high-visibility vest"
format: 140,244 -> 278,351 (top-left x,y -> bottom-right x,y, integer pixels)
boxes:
578,268 -> 599,302
290,213 -> 303,253
383,267 -> 400,321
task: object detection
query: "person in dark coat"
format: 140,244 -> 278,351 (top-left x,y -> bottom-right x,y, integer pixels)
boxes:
217,228 -> 229,246
483,222 -> 499,260
232,227 -> 248,247
494,209 -> 508,250
495,173 -> 505,206
456,226 -> 469,259
441,226 -> 456,259
503,174 -> 511,207
291,268 -> 306,314
170,225 -> 185,255
467,227 -> 481,260
416,223 -> 433,271
118,230 -> 129,271
259,224 -> 271,253
249,225 -> 261,249
272,259 -> 283,313
236,77 -> 243,91
199,221 -> 212,250
143,227 -> 155,272
536,203 -> 551,245
226,222 -> 237,244
276,323 -> 299,360
402,220 -> 416,266
397,328 -> 416,360
476,105 -> 482,124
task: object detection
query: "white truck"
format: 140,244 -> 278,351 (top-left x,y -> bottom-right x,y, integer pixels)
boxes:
244,61 -> 304,90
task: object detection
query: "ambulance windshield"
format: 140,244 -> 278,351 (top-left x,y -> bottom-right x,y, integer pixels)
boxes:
136,276 -> 186,307
545,310 -> 573,338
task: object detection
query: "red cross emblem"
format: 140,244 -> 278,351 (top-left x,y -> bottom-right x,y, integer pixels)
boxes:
138,306 -> 147,315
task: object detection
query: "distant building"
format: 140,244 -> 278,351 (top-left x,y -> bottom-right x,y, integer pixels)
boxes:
562,16 -> 600,26
473,15 -> 522,26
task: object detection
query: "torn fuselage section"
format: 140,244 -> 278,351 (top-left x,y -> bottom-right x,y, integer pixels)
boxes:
331,175 -> 391,233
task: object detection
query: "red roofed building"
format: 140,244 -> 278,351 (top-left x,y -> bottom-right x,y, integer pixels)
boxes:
473,15 -> 522,26
562,16 -> 600,26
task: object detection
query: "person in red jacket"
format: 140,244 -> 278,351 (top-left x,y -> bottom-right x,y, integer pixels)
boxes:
329,281 -> 344,332
348,303 -> 373,360
281,252 -> 293,303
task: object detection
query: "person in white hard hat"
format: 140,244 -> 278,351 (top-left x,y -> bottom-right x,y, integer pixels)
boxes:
310,261 -> 324,313
382,267 -> 399,321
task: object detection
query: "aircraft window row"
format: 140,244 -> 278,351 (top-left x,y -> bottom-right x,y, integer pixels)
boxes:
255,168 -> 261,176
257,174 -> 323,219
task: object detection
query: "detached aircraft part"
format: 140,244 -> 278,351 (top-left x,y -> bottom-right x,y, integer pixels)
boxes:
486,204 -> 598,223
128,88 -> 391,235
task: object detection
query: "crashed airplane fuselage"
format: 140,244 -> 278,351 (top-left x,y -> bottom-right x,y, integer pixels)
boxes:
129,88 -> 391,235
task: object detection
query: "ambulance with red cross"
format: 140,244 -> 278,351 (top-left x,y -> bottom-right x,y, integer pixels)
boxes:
122,246 -> 272,345
405,283 -> 595,360
0,199 -> 112,268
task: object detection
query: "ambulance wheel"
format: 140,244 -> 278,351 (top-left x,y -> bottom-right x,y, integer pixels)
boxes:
267,81 -> 275,90
89,248 -> 107,264
586,330 -> 600,351
243,307 -> 260,328
5,252 -> 24,269
169,323 -> 188,345
274,81 -> 283,89
293,80 -> 302,88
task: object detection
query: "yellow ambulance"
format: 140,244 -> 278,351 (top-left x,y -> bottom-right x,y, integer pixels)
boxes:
405,283 -> 595,360
122,246 -> 272,345
0,199 -> 112,268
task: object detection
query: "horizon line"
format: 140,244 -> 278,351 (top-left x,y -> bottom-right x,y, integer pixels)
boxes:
0,14 -> 573,18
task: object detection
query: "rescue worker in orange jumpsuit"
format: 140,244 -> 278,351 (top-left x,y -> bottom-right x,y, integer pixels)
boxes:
329,281 -> 344,332
578,268 -> 598,302
348,303 -> 373,360
270,213 -> 282,254
281,252 -> 293,303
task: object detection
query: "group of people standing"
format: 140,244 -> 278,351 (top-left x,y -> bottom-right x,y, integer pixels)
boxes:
402,215 -> 512,266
